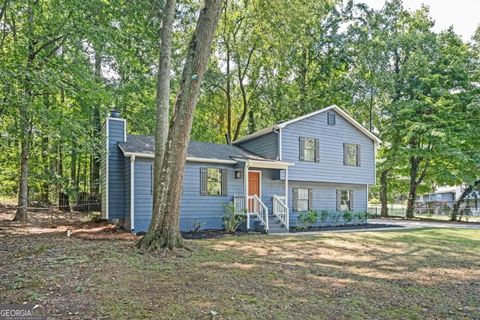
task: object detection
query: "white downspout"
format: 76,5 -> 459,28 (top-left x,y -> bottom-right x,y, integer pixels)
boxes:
285,167 -> 289,229
130,155 -> 135,232
244,160 -> 250,229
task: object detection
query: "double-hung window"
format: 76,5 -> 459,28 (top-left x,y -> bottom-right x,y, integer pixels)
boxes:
293,188 -> 312,212
200,168 -> 227,196
337,190 -> 353,211
343,143 -> 360,166
299,137 -> 320,162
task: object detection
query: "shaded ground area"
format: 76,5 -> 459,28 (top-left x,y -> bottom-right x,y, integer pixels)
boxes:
1,210 -> 479,319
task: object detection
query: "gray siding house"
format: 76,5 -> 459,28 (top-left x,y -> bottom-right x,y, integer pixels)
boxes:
100,105 -> 381,233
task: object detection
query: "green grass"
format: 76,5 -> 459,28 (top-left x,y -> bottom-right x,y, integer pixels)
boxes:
1,228 -> 480,319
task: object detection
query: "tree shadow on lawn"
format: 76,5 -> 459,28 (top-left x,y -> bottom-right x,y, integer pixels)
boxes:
2,226 -> 479,319
67,228 -> 480,319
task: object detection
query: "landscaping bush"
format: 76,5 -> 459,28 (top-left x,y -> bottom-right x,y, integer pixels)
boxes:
332,212 -> 341,226
296,210 -> 318,230
223,202 -> 245,233
319,210 -> 329,225
184,219 -> 205,233
342,210 -> 353,225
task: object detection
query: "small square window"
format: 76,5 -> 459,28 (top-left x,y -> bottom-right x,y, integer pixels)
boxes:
327,112 -> 336,125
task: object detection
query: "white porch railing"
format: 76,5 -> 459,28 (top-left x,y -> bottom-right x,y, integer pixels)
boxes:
273,195 -> 289,229
248,195 -> 269,232
234,195 -> 269,232
233,195 -> 245,214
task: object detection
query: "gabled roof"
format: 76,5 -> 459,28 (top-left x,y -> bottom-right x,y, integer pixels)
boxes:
118,134 -> 267,162
233,105 -> 382,144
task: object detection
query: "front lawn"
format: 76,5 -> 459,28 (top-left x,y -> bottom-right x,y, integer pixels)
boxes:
1,226 -> 479,319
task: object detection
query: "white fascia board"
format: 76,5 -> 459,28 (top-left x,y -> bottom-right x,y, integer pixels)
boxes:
233,105 -> 382,145
119,147 -> 238,165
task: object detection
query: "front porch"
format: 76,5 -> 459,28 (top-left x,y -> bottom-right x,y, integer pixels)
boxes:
232,158 -> 293,233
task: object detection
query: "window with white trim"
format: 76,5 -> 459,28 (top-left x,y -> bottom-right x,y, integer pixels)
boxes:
297,188 -> 309,212
200,168 -> 227,196
339,190 -> 352,211
344,143 -> 360,166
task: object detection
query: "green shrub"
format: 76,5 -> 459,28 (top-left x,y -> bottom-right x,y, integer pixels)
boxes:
319,210 -> 329,225
296,210 -> 318,230
185,219 -> 205,233
342,210 -> 353,225
369,198 -> 380,205
354,211 -> 368,224
332,212 -> 341,226
223,202 -> 245,233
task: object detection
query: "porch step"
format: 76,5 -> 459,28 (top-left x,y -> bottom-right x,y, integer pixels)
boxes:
268,214 -> 288,233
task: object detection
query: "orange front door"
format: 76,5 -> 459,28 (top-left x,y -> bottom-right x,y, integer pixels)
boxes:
248,171 -> 260,212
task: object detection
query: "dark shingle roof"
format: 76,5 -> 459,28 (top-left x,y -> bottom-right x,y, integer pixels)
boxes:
118,134 -> 266,161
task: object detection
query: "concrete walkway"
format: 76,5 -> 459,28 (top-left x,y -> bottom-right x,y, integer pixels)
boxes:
271,218 -> 480,236
369,218 -> 480,230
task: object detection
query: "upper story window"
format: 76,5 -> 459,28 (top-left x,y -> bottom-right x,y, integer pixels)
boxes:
343,143 -> 360,166
200,168 -> 227,196
299,137 -> 319,162
327,112 -> 336,125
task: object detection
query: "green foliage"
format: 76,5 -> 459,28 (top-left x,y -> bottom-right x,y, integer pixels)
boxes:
342,210 -> 353,225
332,212 -> 341,227
296,210 -> 318,230
223,202 -> 245,233
0,0 -> 478,215
319,210 -> 329,225
185,219 -> 205,233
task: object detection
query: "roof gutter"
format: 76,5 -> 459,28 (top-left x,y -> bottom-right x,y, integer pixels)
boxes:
119,146 -> 238,164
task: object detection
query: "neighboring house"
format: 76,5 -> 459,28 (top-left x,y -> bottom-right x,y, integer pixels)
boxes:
417,185 -> 480,214
100,105 -> 381,233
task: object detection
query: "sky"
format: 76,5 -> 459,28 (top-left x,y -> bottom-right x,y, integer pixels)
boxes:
356,0 -> 480,41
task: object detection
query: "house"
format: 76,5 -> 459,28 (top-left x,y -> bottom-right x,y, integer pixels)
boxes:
417,185 -> 480,215
100,105 -> 381,233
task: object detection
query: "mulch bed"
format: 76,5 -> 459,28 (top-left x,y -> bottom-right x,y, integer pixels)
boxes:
289,223 -> 402,233
181,229 -> 262,239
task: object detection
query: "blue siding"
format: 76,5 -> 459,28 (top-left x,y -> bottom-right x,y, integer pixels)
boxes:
287,182 -> 367,227
133,159 -> 244,233
253,168 -> 368,227
238,131 -> 278,160
132,159 -> 153,232
107,119 -> 126,220
281,110 -> 375,185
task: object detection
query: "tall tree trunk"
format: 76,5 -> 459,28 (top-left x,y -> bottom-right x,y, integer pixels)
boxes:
452,180 -> 480,221
405,156 -> 426,218
223,3 -> 232,139
14,0 -> 34,222
137,0 -> 223,251
380,169 -> 389,217
90,48 -> 102,195
41,136 -> 50,204
151,0 -> 176,234
247,109 -> 255,134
